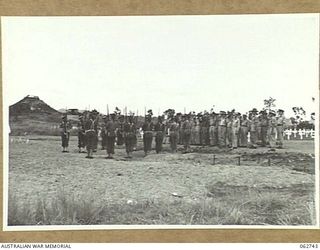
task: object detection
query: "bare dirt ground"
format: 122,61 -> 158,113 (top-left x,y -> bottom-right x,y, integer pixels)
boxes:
8,136 -> 316,226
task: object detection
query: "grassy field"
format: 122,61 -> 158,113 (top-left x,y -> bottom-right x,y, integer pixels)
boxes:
7,136 -> 316,226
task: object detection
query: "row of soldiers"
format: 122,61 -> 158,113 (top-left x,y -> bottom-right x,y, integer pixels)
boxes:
59,108 -> 286,159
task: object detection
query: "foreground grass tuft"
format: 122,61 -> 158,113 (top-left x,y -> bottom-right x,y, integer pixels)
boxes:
8,185 -> 315,226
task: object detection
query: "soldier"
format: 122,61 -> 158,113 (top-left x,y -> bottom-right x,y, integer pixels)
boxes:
226,112 -> 233,148
91,109 -> 99,152
231,113 -> 240,149
123,114 -> 136,158
200,112 -> 210,146
267,110 -> 277,151
276,109 -> 286,149
59,115 -> 72,153
100,115 -> 108,150
209,112 -> 217,146
117,115 -> 125,146
77,114 -> 86,153
154,116 -> 166,153
182,114 -> 192,153
260,111 -> 268,147
249,108 -> 258,148
84,111 -> 98,159
105,113 -> 117,159
239,114 -> 249,147
218,111 -> 227,148
169,117 -> 179,153
142,114 -> 154,156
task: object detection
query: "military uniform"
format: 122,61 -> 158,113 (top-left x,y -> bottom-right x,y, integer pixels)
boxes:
249,110 -> 259,148
209,114 -> 217,146
231,115 -> 240,149
276,110 -> 285,148
200,115 -> 210,146
101,116 -> 107,150
77,116 -> 86,153
117,116 -> 125,146
182,115 -> 192,152
154,117 -> 166,153
124,116 -> 136,157
226,116 -> 232,148
169,119 -> 179,152
142,117 -> 154,155
60,116 -> 72,152
105,115 -> 117,158
218,112 -> 227,148
260,113 -> 268,147
84,115 -> 97,158
239,115 -> 249,147
267,111 -> 277,149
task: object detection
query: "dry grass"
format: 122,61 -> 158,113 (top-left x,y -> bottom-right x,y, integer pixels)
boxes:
8,184 -> 315,226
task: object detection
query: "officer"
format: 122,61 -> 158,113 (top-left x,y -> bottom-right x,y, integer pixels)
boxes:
239,114 -> 249,147
60,115 -> 72,153
91,109 -> 99,152
117,115 -> 125,146
142,114 -> 154,156
154,116 -> 166,153
182,114 -> 192,153
249,108 -> 258,148
218,111 -> 227,148
123,114 -> 136,158
101,115 -> 108,150
231,112 -> 240,149
209,112 -> 218,146
276,109 -> 285,149
267,110 -> 277,151
105,113 -> 117,159
84,111 -> 97,159
169,116 -> 179,153
77,114 -> 86,153
260,110 -> 268,147
226,112 -> 233,148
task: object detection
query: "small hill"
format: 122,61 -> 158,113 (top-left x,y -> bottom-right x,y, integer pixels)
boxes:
9,95 -> 63,135
9,95 -> 59,116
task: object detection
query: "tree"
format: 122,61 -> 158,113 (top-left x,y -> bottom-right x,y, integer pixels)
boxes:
292,107 -> 306,123
263,97 -> 276,111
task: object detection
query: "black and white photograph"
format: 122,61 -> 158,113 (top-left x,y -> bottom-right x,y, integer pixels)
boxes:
2,14 -> 319,229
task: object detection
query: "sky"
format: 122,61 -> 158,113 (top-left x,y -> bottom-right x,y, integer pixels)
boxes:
1,14 -> 319,118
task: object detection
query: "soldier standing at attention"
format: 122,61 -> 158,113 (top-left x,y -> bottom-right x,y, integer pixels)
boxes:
267,110 -> 277,151
117,115 -> 125,146
60,115 -> 72,153
142,114 -> 154,156
100,115 -> 108,150
77,114 -> 86,153
90,110 -> 99,152
226,112 -> 233,148
209,112 -> 217,146
154,116 -> 166,153
169,117 -> 179,153
276,109 -> 285,149
123,114 -> 136,158
260,111 -> 268,147
239,114 -> 249,147
249,108 -> 258,148
84,111 -> 97,159
218,111 -> 227,148
231,113 -> 240,149
182,114 -> 192,153
105,113 -> 117,159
